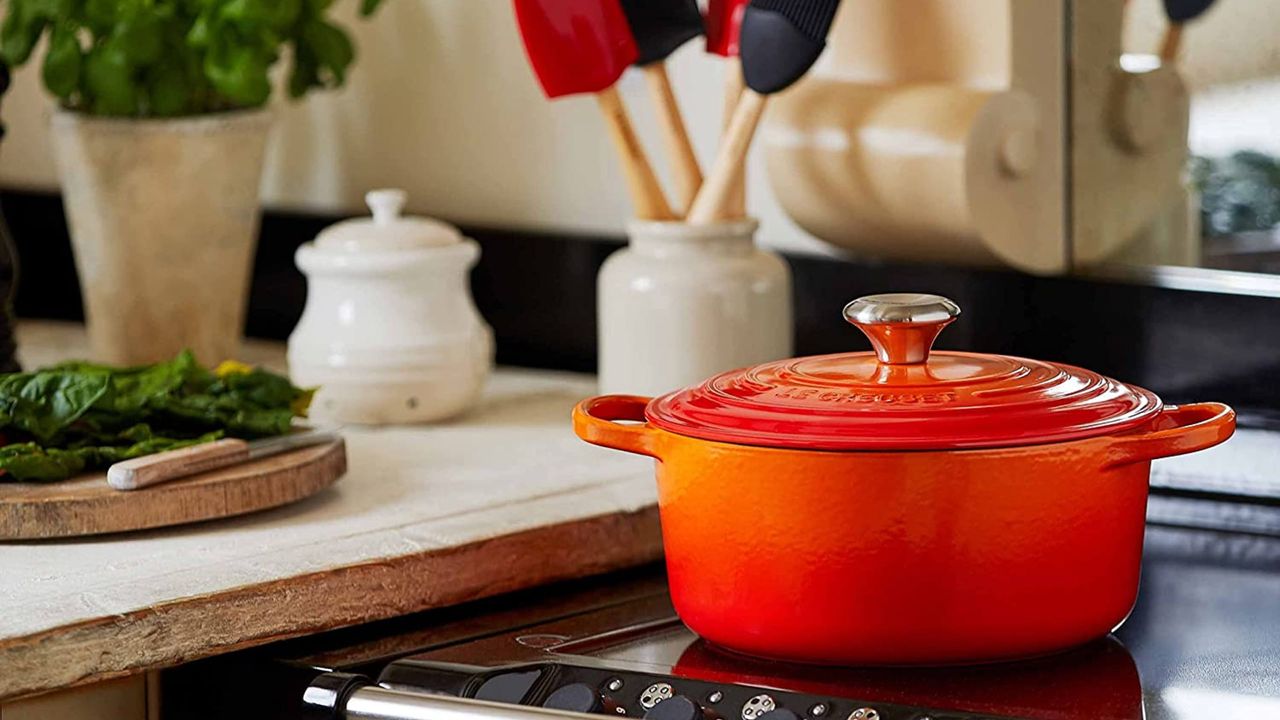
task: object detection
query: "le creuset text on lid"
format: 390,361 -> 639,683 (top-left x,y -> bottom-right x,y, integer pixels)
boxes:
644,293 -> 1163,450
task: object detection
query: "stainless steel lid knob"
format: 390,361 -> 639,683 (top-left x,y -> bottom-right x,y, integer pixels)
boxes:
843,293 -> 961,365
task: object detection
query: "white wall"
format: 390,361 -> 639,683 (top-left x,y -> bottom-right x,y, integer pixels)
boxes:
1123,0 -> 1280,159
0,0 -> 830,254
1124,0 -> 1280,91
7,0 -> 1276,256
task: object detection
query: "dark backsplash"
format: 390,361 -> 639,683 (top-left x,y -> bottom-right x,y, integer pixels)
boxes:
3,188 -> 1279,423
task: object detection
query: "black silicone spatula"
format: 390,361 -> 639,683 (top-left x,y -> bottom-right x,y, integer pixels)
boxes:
621,0 -> 704,65
618,0 -> 705,215
1159,0 -> 1218,63
687,0 -> 842,223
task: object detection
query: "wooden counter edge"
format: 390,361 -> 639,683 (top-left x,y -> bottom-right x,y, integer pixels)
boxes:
0,505 -> 662,702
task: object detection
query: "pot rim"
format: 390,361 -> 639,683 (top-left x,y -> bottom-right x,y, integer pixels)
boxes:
573,394 -> 1235,465
642,408 -> 1156,455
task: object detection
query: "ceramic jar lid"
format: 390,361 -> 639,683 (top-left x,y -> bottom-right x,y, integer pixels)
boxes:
316,189 -> 461,251
645,293 -> 1163,450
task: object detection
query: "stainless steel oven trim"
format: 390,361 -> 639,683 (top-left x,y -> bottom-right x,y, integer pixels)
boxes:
1083,263 -> 1280,298
342,685 -> 608,720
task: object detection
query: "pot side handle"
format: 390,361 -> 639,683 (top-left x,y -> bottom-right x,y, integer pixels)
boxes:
1106,402 -> 1236,467
572,395 -> 660,458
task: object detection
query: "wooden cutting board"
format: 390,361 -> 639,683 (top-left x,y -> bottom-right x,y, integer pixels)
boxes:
0,439 -> 346,540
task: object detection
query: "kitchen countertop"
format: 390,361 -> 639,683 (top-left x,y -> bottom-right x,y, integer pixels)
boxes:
0,323 -> 661,701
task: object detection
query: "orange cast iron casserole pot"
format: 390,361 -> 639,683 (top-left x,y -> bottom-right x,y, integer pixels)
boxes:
573,294 -> 1235,665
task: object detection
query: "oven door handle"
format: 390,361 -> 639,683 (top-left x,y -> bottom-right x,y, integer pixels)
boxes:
304,673 -> 610,720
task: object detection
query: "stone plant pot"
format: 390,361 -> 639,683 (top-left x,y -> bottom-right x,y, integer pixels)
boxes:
51,109 -> 272,365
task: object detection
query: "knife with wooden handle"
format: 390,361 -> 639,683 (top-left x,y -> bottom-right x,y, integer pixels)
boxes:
107,431 -> 340,491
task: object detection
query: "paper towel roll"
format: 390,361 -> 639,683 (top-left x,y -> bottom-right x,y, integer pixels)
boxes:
765,80 -> 1058,272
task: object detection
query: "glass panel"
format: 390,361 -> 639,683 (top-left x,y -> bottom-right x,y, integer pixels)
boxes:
1111,0 -> 1280,276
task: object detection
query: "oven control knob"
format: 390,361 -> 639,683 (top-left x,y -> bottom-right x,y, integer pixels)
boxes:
758,710 -> 800,720
643,695 -> 702,720
544,683 -> 605,714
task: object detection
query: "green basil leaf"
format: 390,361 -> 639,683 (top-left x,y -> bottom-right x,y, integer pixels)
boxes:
268,0 -> 303,30
84,0 -> 118,33
41,25 -> 81,99
186,11 -> 212,47
0,7 -> 45,66
116,12 -> 164,66
287,40 -> 319,98
219,0 -> 268,27
84,44 -> 137,115
23,0 -> 73,22
1,0 -> 379,114
301,19 -> 353,85
148,61 -> 190,116
204,42 -> 270,107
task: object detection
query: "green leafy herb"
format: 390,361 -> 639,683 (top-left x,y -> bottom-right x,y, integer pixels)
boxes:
0,0 -> 387,117
0,351 -> 314,482
1192,151 -> 1280,237
41,24 -> 81,98
0,429 -> 223,482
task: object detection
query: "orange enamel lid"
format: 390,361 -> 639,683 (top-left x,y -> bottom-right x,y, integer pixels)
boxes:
645,294 -> 1163,450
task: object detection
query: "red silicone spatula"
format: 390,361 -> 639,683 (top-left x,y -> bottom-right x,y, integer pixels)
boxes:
688,0 -> 842,224
619,0 -> 705,216
704,0 -> 751,218
706,0 -> 751,58
513,0 -> 674,220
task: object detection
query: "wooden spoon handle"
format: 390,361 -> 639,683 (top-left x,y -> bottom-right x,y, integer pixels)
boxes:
643,63 -> 703,216
595,86 -> 675,221
721,58 -> 747,219
687,89 -> 767,224
107,438 -> 251,491
1159,23 -> 1184,63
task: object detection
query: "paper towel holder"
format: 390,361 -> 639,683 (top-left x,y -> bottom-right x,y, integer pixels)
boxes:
766,0 -> 1191,276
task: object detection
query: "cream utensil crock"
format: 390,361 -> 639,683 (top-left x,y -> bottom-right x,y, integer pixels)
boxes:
288,189 -> 493,425
597,219 -> 792,397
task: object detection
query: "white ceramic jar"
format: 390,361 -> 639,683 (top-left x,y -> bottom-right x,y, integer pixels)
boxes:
598,219 -> 793,396
288,189 -> 493,424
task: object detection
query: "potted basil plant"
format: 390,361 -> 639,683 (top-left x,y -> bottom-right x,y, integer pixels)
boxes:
0,0 -> 384,365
